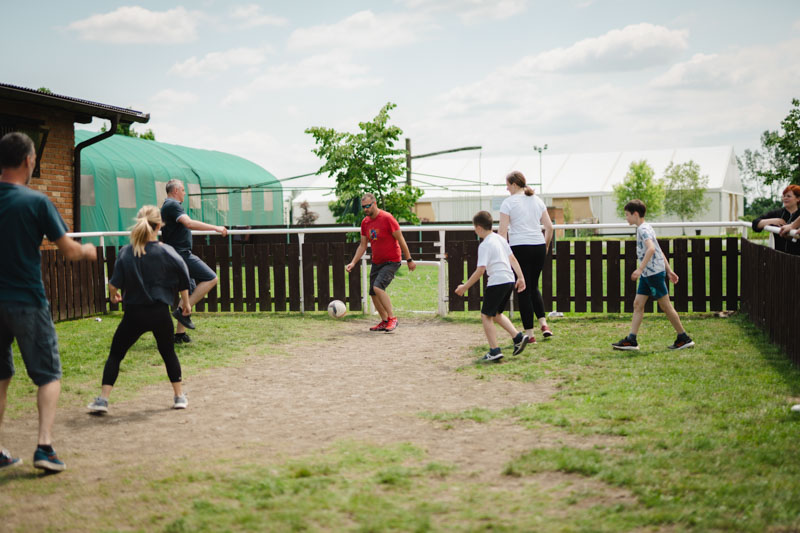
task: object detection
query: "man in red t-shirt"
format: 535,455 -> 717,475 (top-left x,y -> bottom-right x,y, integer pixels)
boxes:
346,193 -> 416,332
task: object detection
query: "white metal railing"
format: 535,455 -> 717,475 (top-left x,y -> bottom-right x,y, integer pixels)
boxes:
65,220 -> 764,317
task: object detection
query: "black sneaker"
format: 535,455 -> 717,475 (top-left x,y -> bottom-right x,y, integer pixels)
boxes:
172,307 -> 195,330
612,336 -> 639,351
668,334 -> 695,350
512,333 -> 531,356
174,333 -> 192,344
478,349 -> 503,363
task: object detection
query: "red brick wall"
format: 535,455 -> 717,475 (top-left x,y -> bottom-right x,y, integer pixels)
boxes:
0,101 -> 76,231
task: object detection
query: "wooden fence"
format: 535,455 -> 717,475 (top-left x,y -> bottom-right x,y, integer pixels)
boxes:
740,239 -> 800,365
43,235 -> 742,321
447,237 -> 740,313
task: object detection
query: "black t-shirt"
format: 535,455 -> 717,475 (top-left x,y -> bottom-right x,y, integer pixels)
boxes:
752,208 -> 800,255
0,182 -> 68,306
109,241 -> 191,306
161,197 -> 192,254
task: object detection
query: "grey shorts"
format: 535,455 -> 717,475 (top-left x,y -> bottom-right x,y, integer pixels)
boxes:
180,251 -> 217,294
369,262 -> 401,295
0,303 -> 62,386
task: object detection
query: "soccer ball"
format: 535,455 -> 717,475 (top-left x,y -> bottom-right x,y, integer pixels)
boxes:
327,300 -> 347,318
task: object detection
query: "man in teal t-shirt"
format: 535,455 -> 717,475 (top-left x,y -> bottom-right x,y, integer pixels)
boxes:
0,132 -> 97,473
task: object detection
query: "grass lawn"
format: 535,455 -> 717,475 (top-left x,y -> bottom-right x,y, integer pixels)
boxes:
4,307 -> 800,531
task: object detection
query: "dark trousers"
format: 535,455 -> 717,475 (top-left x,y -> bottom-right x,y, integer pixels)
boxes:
511,244 -> 547,330
102,303 -> 182,386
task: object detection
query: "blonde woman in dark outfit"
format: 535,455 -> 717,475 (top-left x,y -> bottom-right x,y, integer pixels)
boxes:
87,206 -> 192,414
498,171 -> 554,343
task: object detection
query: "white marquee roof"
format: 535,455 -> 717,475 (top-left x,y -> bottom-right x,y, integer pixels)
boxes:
292,146 -> 741,205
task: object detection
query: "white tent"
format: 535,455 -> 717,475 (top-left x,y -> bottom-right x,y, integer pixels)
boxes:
291,146 -> 744,234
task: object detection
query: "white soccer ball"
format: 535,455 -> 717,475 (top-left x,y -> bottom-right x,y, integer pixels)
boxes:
328,299 -> 347,318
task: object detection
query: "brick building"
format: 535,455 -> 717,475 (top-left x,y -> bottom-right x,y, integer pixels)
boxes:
0,83 -> 149,232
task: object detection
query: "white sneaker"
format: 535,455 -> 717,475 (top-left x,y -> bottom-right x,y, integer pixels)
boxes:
791,404 -> 800,413
173,394 -> 188,409
87,397 -> 109,414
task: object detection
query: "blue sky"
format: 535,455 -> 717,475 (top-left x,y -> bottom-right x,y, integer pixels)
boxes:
3,1 -> 799,179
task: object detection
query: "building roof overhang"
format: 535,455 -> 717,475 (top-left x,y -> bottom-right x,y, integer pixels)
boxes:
0,83 -> 149,124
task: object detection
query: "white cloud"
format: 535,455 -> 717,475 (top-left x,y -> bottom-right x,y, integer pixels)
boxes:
402,0 -> 527,23
792,19 -> 800,31
651,39 -> 800,91
150,89 -> 199,108
287,10 -> 432,51
515,23 -> 689,73
68,6 -> 200,44
230,4 -> 288,28
419,30 -> 800,159
223,51 -> 381,104
170,47 -> 272,78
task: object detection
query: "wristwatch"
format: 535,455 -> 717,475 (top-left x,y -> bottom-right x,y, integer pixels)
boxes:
407,258 -> 414,263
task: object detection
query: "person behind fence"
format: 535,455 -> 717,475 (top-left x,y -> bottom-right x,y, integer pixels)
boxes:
161,179 -> 227,344
612,199 -> 695,351
455,211 -> 530,362
87,206 -> 192,415
752,184 -> 800,255
0,132 -> 97,472
345,193 -> 416,333
498,170 -> 555,343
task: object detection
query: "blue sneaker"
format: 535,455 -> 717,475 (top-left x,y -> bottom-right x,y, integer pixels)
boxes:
33,446 -> 66,472
0,449 -> 21,469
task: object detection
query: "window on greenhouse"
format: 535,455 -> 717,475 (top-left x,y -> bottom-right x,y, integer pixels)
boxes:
187,183 -> 201,209
217,188 -> 229,211
241,188 -> 252,211
80,175 -> 95,206
264,191 -> 273,211
117,177 -> 137,208
155,181 -> 167,208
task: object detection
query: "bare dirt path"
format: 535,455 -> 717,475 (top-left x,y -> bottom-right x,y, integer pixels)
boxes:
2,317 -> 630,529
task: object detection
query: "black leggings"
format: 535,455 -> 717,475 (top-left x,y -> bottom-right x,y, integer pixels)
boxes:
102,303 -> 182,386
511,244 -> 547,330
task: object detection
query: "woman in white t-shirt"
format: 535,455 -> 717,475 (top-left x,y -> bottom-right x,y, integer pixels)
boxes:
498,171 -> 554,342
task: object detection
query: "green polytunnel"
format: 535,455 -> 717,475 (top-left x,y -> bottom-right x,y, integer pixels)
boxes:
75,130 -> 283,244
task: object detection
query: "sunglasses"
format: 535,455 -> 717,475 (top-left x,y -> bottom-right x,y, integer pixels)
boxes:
361,203 -> 373,209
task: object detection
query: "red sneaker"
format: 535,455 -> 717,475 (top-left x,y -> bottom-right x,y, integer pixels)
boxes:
384,317 -> 398,333
370,320 -> 388,332
541,325 -> 554,338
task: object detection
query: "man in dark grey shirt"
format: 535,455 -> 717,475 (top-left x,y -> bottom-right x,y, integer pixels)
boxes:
161,179 -> 227,343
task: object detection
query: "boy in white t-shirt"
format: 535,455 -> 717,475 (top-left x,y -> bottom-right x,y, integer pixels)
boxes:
612,200 -> 694,351
455,211 -> 530,362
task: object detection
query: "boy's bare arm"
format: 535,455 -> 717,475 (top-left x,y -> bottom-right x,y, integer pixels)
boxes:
455,266 -> 486,296
632,240 -> 656,281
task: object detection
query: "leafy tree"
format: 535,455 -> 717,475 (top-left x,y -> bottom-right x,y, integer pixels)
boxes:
743,196 -> 781,221
662,160 -> 711,234
295,201 -> 319,226
613,160 -> 664,218
305,102 -> 423,226
100,122 -> 156,140
37,87 -> 53,94
760,98 -> 800,186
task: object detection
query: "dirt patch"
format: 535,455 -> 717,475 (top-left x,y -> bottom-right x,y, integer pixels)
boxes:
1,317 -> 633,528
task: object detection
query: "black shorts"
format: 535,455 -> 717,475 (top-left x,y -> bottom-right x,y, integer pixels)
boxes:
180,251 -> 217,294
369,262 -> 401,295
481,283 -> 514,317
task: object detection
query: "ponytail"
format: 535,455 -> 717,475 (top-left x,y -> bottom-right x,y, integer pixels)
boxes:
130,205 -> 162,257
506,170 -> 534,195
